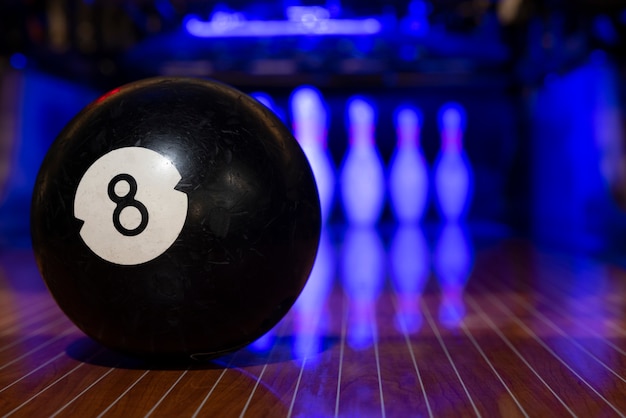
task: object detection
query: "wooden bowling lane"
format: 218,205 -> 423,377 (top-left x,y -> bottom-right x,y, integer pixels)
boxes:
1,236 -> 626,417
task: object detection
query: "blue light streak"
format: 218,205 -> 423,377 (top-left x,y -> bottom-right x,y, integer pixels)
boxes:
184,8 -> 382,38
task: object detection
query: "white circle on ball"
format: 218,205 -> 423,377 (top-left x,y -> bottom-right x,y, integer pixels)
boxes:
114,179 -> 131,197
119,206 -> 143,230
74,147 -> 188,265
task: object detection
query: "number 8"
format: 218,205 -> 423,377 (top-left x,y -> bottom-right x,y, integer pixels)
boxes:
107,173 -> 149,236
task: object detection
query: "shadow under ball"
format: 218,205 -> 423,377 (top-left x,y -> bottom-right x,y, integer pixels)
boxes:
30,77 -> 321,360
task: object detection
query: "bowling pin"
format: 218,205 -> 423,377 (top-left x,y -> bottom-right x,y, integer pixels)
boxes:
389,105 -> 429,223
433,102 -> 472,222
290,86 -> 335,223
340,97 -> 385,225
251,91 -> 285,121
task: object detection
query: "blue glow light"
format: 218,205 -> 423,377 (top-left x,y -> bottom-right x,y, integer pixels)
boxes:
389,105 -> 429,223
593,15 -> 618,45
9,53 -> 27,70
184,8 -> 382,38
402,0 -> 430,36
340,97 -> 385,225
0,72 -> 97,247
155,0 -> 176,19
251,91 -> 285,121
399,44 -> 419,61
251,92 -> 274,109
531,53 -> 624,250
286,6 -> 330,24
249,329 -> 275,353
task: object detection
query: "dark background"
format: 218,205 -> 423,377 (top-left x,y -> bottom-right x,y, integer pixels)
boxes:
2,0 -> 626,255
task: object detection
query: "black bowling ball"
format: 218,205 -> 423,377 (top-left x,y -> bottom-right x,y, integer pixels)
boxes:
31,77 -> 321,360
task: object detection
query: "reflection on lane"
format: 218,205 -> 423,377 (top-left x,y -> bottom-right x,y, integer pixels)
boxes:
435,223 -> 472,329
249,222 -> 475,357
292,230 -> 335,360
390,224 -> 429,334
537,259 -> 615,391
341,226 -> 385,350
